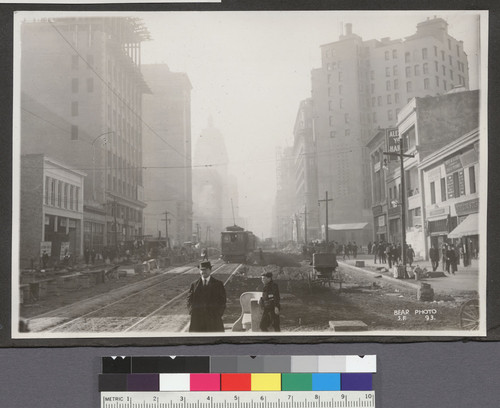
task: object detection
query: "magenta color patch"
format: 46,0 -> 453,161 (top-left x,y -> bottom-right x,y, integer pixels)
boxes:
190,373 -> 220,391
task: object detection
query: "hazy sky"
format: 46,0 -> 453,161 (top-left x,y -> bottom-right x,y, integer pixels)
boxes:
137,11 -> 483,237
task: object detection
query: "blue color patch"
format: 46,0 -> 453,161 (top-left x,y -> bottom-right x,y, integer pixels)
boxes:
312,373 -> 341,390
341,373 -> 372,390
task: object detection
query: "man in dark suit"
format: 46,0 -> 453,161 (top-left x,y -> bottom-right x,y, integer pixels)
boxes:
187,261 -> 226,332
429,245 -> 440,271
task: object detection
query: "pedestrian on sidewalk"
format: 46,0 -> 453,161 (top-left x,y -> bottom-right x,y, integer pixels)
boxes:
373,241 -> 379,264
395,244 -> 402,264
441,243 -> 448,271
429,245 -> 439,272
454,245 -> 461,267
449,245 -> 458,274
406,245 -> 415,267
379,242 -> 386,264
446,245 -> 456,274
386,244 -> 393,269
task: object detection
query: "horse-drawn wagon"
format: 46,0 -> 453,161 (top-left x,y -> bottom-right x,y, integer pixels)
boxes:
308,252 -> 343,291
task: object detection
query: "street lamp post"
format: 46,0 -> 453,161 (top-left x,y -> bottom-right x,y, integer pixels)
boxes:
92,131 -> 114,201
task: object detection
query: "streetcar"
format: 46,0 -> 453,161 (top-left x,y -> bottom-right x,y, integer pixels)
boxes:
221,225 -> 257,263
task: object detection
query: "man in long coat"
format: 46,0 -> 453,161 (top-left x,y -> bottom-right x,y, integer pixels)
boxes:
187,261 -> 226,332
429,245 -> 439,271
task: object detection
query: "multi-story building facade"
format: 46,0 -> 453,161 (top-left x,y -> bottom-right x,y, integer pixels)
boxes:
20,154 -> 85,268
367,89 -> 479,258
311,17 -> 470,244
420,128 -> 479,262
274,146 -> 295,244
20,17 -> 149,256
367,129 -> 389,244
141,64 -> 193,247
291,99 -> 320,242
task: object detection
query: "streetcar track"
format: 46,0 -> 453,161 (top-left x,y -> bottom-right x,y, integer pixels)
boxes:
28,262 -> 208,332
41,261 -> 236,333
124,263 -> 239,332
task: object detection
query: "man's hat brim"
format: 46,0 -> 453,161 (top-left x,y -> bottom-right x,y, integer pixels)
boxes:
199,261 -> 212,269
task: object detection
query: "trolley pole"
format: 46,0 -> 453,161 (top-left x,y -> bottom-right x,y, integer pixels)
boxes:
318,191 -> 333,244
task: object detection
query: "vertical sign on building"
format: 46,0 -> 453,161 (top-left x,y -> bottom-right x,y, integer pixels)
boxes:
60,242 -> 70,260
40,241 -> 52,257
386,128 -> 399,161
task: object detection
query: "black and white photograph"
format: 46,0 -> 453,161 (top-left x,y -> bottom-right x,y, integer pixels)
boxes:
11,9 -> 488,342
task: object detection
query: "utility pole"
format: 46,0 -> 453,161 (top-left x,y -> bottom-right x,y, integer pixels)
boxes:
295,214 -> 300,243
113,198 -> 118,256
383,129 -> 414,276
196,223 -> 201,244
162,211 -> 171,249
318,191 -> 333,244
302,205 -> 309,244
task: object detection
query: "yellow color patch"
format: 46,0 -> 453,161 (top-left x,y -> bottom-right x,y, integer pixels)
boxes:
251,373 -> 281,391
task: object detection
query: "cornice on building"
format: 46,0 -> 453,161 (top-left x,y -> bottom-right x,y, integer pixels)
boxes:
418,128 -> 479,170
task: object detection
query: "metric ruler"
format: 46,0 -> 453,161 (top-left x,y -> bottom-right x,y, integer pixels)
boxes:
101,391 -> 376,408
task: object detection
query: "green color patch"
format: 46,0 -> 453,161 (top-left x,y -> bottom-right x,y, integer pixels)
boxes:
281,373 -> 312,391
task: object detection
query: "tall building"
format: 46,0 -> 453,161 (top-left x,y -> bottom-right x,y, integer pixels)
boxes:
141,64 -> 193,247
20,17 -> 150,257
311,17 -> 470,243
292,98 -> 320,242
192,118 -> 239,244
274,146 -> 295,243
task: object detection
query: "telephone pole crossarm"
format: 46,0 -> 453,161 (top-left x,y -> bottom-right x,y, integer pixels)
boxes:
318,191 -> 333,244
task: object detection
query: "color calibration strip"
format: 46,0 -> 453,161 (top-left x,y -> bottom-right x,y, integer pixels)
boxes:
99,356 -> 375,392
102,355 -> 376,374
100,372 -> 373,392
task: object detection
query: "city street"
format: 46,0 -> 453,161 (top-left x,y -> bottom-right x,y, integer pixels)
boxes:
13,12 -> 485,339
20,251 -> 478,334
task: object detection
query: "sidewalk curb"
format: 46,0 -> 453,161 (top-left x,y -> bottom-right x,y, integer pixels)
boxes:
339,261 -> 422,291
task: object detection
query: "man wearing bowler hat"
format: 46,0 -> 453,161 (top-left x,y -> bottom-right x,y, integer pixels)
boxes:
259,271 -> 281,332
187,260 -> 227,332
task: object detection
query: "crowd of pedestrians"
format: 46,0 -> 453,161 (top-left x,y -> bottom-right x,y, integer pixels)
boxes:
366,239 -> 473,276
368,241 -> 414,269
302,240 -> 362,260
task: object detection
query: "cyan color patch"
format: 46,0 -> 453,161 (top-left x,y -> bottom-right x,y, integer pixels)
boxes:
312,373 -> 341,391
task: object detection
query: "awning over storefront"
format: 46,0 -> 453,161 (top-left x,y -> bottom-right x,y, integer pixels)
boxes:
328,222 -> 369,231
447,213 -> 479,239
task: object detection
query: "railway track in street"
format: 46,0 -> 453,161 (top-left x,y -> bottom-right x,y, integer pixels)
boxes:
27,261 -> 242,334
